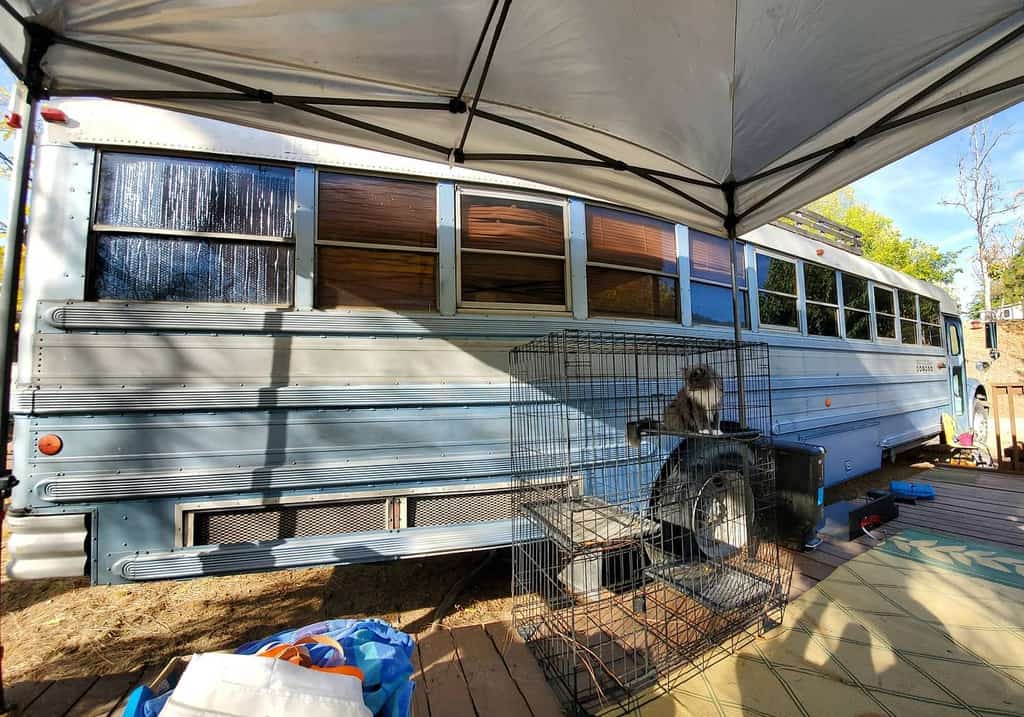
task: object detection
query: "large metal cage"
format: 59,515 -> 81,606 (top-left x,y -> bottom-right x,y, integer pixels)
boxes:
510,330 -> 791,714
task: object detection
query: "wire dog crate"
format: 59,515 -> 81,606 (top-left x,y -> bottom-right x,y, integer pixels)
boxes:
510,330 -> 790,714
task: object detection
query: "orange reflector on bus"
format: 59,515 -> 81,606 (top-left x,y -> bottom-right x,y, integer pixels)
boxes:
38,434 -> 63,455
40,107 -> 68,123
824,398 -> 832,407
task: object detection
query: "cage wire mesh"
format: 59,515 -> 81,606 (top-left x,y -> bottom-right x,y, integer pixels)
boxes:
510,330 -> 791,714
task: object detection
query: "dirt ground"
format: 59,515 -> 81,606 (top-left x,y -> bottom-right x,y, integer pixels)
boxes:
0,544 -> 516,684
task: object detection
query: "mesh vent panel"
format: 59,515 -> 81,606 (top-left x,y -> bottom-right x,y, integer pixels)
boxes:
409,487 -> 563,527
191,500 -> 385,546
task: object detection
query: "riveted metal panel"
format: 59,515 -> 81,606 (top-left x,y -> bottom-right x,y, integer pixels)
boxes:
568,199 -> 588,320
17,146 -> 94,386
32,333 -> 515,386
36,454 -> 512,503
28,405 -> 507,466
676,224 -> 692,326
437,182 -> 457,316
13,383 -> 513,414
293,166 -> 317,309
108,521 -> 518,583
38,301 -> 948,357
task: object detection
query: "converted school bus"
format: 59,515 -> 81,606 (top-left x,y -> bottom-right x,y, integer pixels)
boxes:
6,100 -> 978,584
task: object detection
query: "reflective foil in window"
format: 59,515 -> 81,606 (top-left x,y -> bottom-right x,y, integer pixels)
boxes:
96,153 -> 294,238
91,233 -> 293,305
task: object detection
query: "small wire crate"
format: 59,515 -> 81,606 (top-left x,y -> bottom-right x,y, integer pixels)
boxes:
510,330 -> 791,714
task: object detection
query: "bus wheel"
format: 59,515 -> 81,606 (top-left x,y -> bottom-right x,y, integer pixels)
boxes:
972,395 -> 989,444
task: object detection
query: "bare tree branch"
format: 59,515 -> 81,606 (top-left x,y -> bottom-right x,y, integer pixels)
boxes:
940,119 -> 1022,313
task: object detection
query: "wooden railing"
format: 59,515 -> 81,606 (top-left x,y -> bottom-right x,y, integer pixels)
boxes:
990,384 -> 1024,472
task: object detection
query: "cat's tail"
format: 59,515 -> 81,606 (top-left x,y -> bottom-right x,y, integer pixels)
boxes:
626,419 -> 663,448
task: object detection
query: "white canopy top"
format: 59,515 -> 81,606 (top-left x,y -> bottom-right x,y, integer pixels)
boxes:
2,1 -> 1023,235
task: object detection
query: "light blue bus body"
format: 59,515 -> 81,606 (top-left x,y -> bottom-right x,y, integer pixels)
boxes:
6,100 -> 973,584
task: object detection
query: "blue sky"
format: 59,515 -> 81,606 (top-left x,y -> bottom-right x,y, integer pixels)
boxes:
0,62 -> 1020,307
850,103 -> 1024,306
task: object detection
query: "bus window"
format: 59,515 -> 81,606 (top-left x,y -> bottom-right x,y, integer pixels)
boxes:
316,173 -> 438,311
90,153 -> 295,305
458,192 -> 567,310
899,290 -> 920,344
587,206 -> 678,321
919,297 -> 943,347
841,273 -> 870,340
756,253 -> 798,329
689,231 -> 748,327
873,285 -> 897,339
804,262 -> 839,337
947,321 -> 961,355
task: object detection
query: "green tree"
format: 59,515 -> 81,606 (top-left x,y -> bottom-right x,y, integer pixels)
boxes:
805,187 -> 961,286
996,247 -> 1024,306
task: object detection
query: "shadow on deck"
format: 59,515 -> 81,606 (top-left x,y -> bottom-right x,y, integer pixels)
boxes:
7,464 -> 1022,717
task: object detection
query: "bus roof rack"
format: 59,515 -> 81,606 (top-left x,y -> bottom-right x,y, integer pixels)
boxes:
773,208 -> 864,256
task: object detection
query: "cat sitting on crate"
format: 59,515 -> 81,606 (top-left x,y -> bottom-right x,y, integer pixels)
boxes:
626,364 -> 724,448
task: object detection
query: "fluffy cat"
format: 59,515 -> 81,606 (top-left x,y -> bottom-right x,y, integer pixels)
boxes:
627,364 -> 724,448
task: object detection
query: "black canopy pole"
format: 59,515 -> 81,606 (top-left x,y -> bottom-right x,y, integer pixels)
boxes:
724,181 -> 746,428
455,0 -> 512,158
0,86 -> 37,717
454,0 -> 500,104
0,22 -> 50,482
737,21 -> 1024,211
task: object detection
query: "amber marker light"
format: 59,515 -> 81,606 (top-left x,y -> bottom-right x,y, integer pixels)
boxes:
38,434 -> 63,455
824,399 -> 832,407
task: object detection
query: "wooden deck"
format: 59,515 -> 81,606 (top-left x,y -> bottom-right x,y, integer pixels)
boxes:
7,466 -> 1021,717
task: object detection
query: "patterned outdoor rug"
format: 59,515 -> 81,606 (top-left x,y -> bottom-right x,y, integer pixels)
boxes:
636,529 -> 1024,716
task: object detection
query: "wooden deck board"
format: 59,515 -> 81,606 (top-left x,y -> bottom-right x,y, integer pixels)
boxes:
21,676 -> 98,717
410,640 -> 431,717
415,629 -> 477,717
65,666 -> 146,717
3,680 -> 53,715
484,621 -> 564,717
451,624 -> 533,717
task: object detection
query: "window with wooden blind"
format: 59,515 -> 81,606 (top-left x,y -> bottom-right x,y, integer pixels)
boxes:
841,273 -> 871,340
458,191 -> 567,310
689,230 -> 748,327
316,173 -> 438,311
89,152 -> 295,305
586,205 -> 678,320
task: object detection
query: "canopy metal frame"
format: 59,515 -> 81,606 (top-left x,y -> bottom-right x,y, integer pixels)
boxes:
0,9 -> 1020,459
0,4 -> 1020,445
0,4 -> 1021,708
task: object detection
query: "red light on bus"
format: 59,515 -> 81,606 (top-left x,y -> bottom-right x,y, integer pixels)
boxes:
40,107 -> 68,123
4,112 -> 21,129
38,434 -> 63,455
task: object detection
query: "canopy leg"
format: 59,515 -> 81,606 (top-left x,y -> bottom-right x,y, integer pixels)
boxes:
725,182 -> 746,428
0,83 -> 34,460
0,84 -> 35,714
